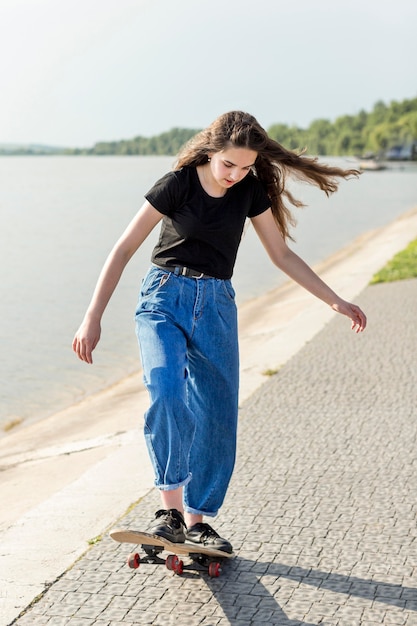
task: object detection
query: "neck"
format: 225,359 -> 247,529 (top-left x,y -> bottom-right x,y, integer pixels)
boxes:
197,163 -> 226,198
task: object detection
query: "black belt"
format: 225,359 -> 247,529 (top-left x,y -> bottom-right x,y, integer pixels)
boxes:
154,264 -> 214,279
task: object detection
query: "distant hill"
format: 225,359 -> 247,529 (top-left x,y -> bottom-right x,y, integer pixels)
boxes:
0,143 -> 67,155
67,127 -> 200,157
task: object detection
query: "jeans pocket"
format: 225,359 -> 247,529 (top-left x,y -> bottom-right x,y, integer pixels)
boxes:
140,268 -> 171,297
221,280 -> 236,302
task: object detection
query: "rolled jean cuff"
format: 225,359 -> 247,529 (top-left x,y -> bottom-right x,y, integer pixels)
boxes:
184,505 -> 217,518
155,473 -> 192,491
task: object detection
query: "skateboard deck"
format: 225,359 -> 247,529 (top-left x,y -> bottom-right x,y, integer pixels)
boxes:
110,529 -> 233,577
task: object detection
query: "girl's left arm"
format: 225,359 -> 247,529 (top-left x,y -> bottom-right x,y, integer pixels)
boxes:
251,209 -> 367,332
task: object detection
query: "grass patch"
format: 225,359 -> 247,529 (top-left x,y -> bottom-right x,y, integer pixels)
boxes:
370,238 -> 417,284
3,416 -> 23,432
87,534 -> 103,545
262,368 -> 280,377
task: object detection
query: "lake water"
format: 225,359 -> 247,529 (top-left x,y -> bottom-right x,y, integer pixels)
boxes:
1,156 -> 416,434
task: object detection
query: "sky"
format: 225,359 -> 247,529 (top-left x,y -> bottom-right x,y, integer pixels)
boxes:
1,0 -> 416,148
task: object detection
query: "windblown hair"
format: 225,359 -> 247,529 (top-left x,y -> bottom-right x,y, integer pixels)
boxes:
175,111 -> 359,240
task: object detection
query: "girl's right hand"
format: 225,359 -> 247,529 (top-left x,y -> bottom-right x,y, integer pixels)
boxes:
71,202 -> 163,365
72,318 -> 101,364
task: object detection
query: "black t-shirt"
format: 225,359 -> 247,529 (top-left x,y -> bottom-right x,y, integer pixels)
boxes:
145,166 -> 270,279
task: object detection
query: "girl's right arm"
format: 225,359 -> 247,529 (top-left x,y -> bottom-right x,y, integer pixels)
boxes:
72,201 -> 163,364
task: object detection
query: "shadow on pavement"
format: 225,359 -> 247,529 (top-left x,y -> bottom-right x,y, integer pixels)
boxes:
200,556 -> 417,625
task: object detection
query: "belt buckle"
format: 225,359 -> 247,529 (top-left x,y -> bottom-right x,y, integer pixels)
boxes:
181,266 -> 204,279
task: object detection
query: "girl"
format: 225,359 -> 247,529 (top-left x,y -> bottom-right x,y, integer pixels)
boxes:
73,111 -> 366,553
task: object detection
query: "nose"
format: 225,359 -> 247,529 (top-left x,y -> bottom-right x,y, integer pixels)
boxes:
229,168 -> 239,181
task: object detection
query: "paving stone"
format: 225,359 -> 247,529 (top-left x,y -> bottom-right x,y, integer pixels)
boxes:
46,619 -> 74,626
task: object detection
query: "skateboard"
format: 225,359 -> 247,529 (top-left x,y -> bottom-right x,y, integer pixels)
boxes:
110,529 -> 233,577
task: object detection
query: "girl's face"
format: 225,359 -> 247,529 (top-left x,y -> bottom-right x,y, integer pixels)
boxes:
208,146 -> 257,192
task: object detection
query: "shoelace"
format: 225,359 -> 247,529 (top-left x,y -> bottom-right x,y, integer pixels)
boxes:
155,509 -> 185,526
192,523 -> 219,541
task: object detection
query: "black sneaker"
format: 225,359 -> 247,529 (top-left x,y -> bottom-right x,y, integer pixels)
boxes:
185,522 -> 233,554
148,509 -> 186,543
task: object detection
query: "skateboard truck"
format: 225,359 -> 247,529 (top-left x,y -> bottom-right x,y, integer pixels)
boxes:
126,546 -> 222,577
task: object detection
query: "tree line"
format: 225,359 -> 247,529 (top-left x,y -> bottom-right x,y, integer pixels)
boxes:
267,97 -> 417,157
2,97 -> 415,157
68,127 -> 200,157
66,97 -> 416,158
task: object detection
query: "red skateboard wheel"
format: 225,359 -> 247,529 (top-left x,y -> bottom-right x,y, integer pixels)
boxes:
166,554 -> 184,575
208,561 -> 221,577
127,552 -> 140,569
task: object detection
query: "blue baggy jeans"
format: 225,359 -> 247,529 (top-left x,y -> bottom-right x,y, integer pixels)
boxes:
135,265 -> 239,517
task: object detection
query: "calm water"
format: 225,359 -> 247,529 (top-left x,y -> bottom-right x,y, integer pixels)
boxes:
1,156 -> 416,433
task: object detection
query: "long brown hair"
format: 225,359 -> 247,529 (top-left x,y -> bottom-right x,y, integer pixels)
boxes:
175,111 -> 359,240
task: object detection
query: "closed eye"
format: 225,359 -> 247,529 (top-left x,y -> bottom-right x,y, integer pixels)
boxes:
224,160 -> 253,170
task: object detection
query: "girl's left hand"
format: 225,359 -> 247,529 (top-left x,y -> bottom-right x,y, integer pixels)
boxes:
332,300 -> 367,333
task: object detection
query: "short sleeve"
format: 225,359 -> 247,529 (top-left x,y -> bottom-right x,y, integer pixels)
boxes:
247,178 -> 271,218
145,171 -> 184,216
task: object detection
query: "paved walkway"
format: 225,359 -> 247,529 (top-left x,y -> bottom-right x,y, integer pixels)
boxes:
8,277 -> 417,626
